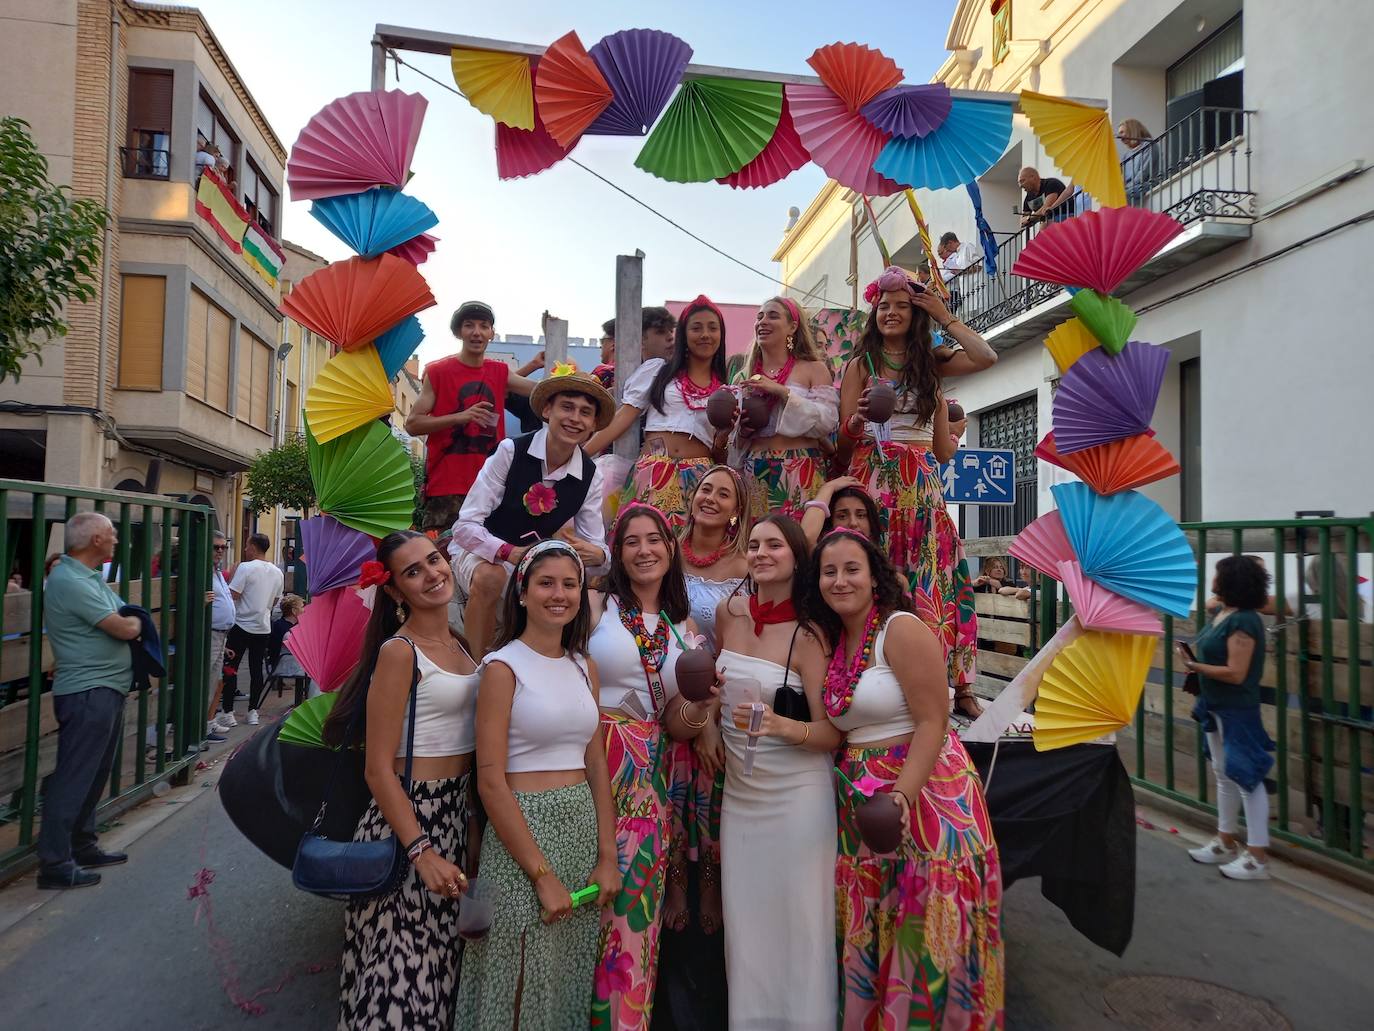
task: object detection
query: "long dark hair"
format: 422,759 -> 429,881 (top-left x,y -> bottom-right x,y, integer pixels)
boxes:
851,293 -> 941,425
822,486 -> 885,550
649,299 -> 728,413
606,505 -> 690,622
322,530 -> 429,748
808,529 -> 911,649
493,544 -> 592,655
749,514 -> 814,628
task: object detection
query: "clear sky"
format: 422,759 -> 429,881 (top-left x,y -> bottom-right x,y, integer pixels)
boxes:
194,0 -> 957,364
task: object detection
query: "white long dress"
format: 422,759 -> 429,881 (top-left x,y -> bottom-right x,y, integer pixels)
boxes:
718,650 -> 837,1030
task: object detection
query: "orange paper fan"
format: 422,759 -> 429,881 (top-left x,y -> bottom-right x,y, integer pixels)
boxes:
806,42 -> 903,113
280,254 -> 436,351
1036,432 -> 1179,496
535,31 -> 614,148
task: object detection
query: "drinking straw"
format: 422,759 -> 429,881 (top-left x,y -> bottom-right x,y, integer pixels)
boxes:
661,610 -> 690,650
864,353 -> 878,380
834,767 -> 863,795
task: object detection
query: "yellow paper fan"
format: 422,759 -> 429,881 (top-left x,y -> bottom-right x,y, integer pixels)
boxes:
1032,630 -> 1154,751
1020,91 -> 1126,209
1044,317 -> 1099,375
451,48 -> 534,130
304,345 -> 395,444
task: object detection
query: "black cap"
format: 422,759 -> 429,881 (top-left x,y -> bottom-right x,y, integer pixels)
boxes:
451,301 -> 495,335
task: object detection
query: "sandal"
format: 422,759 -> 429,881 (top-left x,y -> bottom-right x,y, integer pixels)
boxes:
698,859 -> 723,936
953,689 -> 984,720
662,861 -> 690,933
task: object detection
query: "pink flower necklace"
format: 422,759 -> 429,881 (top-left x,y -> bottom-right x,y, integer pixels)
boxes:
676,371 -> 721,410
823,605 -> 881,718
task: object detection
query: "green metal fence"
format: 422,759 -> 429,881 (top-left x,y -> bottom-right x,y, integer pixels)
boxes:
0,479 -> 214,879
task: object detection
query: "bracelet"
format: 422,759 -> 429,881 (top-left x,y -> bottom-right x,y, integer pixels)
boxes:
941,318 -> 960,332
795,721 -> 810,746
496,542 -> 514,564
841,416 -> 864,440
679,698 -> 710,729
407,836 -> 433,864
892,788 -> 913,808
802,499 -> 830,516
528,860 -> 550,883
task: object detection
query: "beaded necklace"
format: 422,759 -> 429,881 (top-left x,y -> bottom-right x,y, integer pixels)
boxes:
823,606 -> 882,718
675,371 -> 721,410
682,534 -> 729,568
617,601 -> 670,714
752,352 -> 796,384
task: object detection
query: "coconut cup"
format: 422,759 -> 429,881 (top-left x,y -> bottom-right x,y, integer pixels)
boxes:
707,387 -> 738,430
855,793 -> 904,854
741,392 -> 774,432
865,380 -> 897,424
675,648 -> 718,703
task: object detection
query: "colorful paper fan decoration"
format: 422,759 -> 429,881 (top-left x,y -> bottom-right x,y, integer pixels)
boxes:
280,254 -> 436,352
450,48 -> 533,130
373,316 -> 423,381
1070,289 -> 1137,355
496,106 -> 575,180
1020,90 -> 1126,208
1037,431 -> 1179,496
1010,206 -> 1184,294
635,77 -> 782,183
859,83 -> 952,138
287,90 -> 427,201
309,188 -> 439,260
873,98 -> 1014,190
786,83 -> 902,196
284,586 -> 371,694
304,346 -> 395,444
806,42 -> 903,113
1008,510 -> 1074,581
1044,317 -> 1099,375
278,691 -> 338,749
306,417 -> 417,539
387,232 -> 438,266
586,29 -> 693,136
1051,482 -> 1197,617
535,31 -> 614,147
298,515 -> 376,595
1033,630 -> 1155,751
718,92 -> 811,189
1052,340 -> 1169,453
1058,560 -> 1163,636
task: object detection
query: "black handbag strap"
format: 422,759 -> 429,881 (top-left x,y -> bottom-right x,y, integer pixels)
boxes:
779,621 -> 802,694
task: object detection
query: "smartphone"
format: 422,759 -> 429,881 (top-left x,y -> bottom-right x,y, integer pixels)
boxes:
1177,641 -> 1196,663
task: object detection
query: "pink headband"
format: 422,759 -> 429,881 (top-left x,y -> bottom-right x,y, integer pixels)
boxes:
821,525 -> 871,543
685,293 -> 724,326
863,266 -> 924,306
613,501 -> 671,538
776,296 -> 802,325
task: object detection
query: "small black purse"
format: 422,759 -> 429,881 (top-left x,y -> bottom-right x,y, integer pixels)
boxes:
292,639 -> 420,901
772,623 -> 811,722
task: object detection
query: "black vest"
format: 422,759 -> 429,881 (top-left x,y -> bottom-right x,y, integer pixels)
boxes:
483,432 -> 594,544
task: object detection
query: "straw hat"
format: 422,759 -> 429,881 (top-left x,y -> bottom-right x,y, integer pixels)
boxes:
528,362 -> 615,430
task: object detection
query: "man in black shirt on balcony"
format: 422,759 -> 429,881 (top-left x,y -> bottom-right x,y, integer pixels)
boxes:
1018,167 -> 1068,227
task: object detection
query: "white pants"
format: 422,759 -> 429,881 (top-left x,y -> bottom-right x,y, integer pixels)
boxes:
1208,726 -> 1270,848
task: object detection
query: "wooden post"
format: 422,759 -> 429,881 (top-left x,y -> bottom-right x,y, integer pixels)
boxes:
371,36 -> 387,91
544,317 -> 568,367
613,252 -> 644,461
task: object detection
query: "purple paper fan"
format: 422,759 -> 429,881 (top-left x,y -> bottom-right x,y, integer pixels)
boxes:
1052,341 -> 1170,454
299,515 -> 376,594
585,28 -> 694,136
859,83 -> 952,138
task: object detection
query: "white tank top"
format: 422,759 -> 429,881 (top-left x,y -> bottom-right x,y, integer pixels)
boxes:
826,612 -> 920,745
588,596 -> 687,715
395,639 -> 479,758
483,639 -> 599,773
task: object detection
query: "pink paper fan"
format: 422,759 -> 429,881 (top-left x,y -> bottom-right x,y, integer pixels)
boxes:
785,83 -> 903,197
1058,560 -> 1164,636
717,93 -> 811,189
387,232 -> 437,266
1010,207 -> 1185,294
496,107 -> 574,180
586,28 -> 693,136
1009,510 -> 1074,580
284,586 -> 371,693
859,83 -> 952,138
288,90 -> 427,202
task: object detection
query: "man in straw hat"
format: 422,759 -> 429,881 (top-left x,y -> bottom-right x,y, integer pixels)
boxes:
447,363 -> 616,657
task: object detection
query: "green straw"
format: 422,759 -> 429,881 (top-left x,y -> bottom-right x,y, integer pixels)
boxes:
661,610 -> 690,650
864,353 -> 877,380
833,767 -> 863,796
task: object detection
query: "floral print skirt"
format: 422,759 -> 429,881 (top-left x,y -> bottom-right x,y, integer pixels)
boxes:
618,455 -> 713,532
742,446 -> 828,522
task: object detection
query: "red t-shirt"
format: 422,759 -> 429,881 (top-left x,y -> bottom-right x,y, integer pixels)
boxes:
423,356 -> 510,498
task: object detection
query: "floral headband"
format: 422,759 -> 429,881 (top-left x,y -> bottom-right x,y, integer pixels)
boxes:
862,265 -> 924,306
515,538 -> 584,594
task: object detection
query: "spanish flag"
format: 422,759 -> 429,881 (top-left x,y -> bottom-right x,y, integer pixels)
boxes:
194,169 -> 248,253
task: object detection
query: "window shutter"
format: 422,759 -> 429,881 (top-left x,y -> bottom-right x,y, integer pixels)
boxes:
252,338 -> 272,430
186,288 -> 209,400
206,302 -> 232,412
118,276 -> 166,389
128,69 -> 173,132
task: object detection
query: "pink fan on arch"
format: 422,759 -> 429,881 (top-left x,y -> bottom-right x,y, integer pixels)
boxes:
387,232 -> 437,266
1010,206 -> 1184,294
287,89 -> 428,202
785,83 -> 902,197
496,107 -> 574,180
284,586 -> 371,693
1058,560 -> 1163,636
1009,510 -> 1074,581
717,93 -> 811,189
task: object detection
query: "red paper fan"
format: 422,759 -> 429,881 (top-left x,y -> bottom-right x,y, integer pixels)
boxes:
717,92 -> 810,189
806,42 -> 903,113
535,31 -> 614,148
386,232 -> 438,266
280,254 -> 436,351
1037,432 -> 1179,495
1010,207 -> 1184,295
287,89 -> 427,202
284,586 -> 371,693
496,106 -> 574,180
786,83 -> 902,196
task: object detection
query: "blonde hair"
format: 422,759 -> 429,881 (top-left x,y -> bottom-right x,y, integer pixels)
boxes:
1117,119 -> 1151,144
280,594 -> 306,619
681,465 -> 751,557
742,296 -> 824,380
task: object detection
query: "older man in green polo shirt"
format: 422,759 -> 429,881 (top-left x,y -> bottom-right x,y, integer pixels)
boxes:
37,511 -> 142,890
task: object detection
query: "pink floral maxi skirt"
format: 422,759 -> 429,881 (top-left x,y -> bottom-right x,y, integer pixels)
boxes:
742,446 -> 828,521
617,456 -> 713,532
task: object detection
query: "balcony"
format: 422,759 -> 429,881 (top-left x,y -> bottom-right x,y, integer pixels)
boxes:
952,108 -> 1256,349
120,145 -> 170,180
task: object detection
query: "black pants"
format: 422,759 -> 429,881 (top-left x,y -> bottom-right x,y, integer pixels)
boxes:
223,626 -> 271,713
37,686 -> 125,869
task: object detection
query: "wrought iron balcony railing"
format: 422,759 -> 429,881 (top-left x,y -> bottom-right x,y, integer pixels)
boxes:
120,146 -> 170,180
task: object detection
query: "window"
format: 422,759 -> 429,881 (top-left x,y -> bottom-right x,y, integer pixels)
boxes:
187,287 -> 232,412
1180,358 -> 1202,522
241,157 -> 280,237
285,381 -> 298,435
118,275 -> 165,389
991,0 -> 1012,67
125,69 -> 172,178
195,89 -> 239,172
1167,16 -> 1243,101
976,394 -> 1039,539
238,330 -> 273,431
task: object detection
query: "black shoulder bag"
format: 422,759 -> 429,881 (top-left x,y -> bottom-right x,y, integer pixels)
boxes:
772,622 -> 811,722
292,638 -> 420,901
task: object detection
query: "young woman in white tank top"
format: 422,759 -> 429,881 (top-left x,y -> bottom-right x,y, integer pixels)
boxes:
456,540 -> 620,1031
811,528 -> 1003,1029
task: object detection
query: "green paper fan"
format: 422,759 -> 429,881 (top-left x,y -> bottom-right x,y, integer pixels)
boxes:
306,416 -> 416,538
635,77 -> 782,183
1069,289 -> 1137,355
279,692 -> 338,749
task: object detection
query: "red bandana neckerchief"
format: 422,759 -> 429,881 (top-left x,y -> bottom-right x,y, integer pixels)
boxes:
748,594 -> 796,637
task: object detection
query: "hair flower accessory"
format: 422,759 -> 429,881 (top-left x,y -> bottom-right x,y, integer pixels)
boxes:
864,265 -> 924,306
357,560 -> 391,588
549,360 -> 578,379
523,481 -> 558,517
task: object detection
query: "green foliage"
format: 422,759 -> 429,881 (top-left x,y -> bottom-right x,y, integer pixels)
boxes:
410,446 -> 425,528
0,118 -> 109,383
245,434 -> 315,514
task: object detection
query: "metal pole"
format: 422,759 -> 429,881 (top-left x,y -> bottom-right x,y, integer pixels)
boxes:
544,317 -> 569,367
613,251 -> 644,463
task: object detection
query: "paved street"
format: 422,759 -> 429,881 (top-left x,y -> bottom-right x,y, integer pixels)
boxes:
0,730 -> 1369,1030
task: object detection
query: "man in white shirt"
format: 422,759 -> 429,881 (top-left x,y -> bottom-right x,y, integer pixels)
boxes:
448,369 -> 615,657
205,531 -> 236,738
221,532 -> 282,726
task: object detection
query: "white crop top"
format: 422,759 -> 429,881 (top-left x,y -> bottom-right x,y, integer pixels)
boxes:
588,597 -> 687,715
740,382 -> 840,442
484,639 -> 600,773
621,358 -> 715,447
843,349 -> 962,447
393,639 -> 478,758
827,613 -> 920,745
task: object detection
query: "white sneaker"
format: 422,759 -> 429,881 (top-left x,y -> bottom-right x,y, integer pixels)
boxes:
1188,836 -> 1239,865
246,709 -> 259,726
211,713 -> 232,732
220,712 -> 238,728
1220,851 -> 1271,880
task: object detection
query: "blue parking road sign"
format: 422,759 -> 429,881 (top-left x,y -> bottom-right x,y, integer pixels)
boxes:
941,448 -> 1015,505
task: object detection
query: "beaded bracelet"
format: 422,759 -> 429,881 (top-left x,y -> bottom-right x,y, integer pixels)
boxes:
407,836 -> 434,864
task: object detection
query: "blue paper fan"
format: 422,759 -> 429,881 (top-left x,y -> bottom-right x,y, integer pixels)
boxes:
309,188 -> 439,260
1051,482 -> 1197,617
373,316 -> 423,380
872,98 -> 1013,190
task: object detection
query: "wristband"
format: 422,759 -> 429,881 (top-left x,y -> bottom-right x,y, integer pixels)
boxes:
496,542 -> 514,564
802,499 -> 830,517
407,836 -> 434,864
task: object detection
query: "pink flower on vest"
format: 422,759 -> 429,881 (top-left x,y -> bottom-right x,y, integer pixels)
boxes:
523,481 -> 557,517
